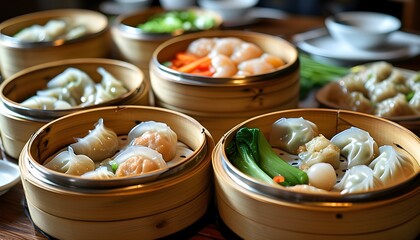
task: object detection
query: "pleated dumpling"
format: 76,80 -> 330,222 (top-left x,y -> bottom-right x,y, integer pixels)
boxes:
128,121 -> 178,162
331,127 -> 379,168
368,145 -> 415,185
20,95 -> 72,110
112,145 -> 168,177
81,166 -> 115,179
43,146 -> 95,176
70,118 -> 119,162
269,117 -> 318,154
334,165 -> 384,194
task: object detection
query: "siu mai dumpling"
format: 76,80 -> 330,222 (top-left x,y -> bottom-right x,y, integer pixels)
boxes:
112,145 -> 167,177
269,117 -> 318,154
44,146 -> 95,176
128,121 -> 178,162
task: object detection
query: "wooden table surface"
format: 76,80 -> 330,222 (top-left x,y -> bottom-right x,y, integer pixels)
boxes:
0,12 -> 419,240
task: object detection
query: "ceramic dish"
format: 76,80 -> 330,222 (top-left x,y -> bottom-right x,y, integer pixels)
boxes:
0,160 -> 20,196
293,28 -> 420,66
315,65 -> 420,134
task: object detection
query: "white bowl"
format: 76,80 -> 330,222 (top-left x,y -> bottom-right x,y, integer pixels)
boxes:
197,0 -> 258,22
325,11 -> 401,49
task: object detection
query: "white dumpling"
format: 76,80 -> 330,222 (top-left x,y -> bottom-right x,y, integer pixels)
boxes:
97,67 -> 128,98
47,67 -> 96,103
269,117 -> 319,154
36,87 -> 77,106
297,134 -> 341,170
70,118 -> 119,162
65,25 -> 88,40
14,24 -> 45,42
112,145 -> 168,177
306,162 -> 337,191
43,19 -> 67,41
331,127 -> 379,168
128,121 -> 178,162
334,165 -> 384,194
80,166 -> 115,179
369,145 -> 415,185
20,95 -> 72,110
44,146 -> 95,176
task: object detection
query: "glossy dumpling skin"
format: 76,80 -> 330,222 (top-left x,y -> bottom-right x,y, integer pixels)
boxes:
369,145 -> 415,185
70,118 -> 119,162
111,145 -> 168,177
331,127 -> 379,168
128,121 -> 178,162
81,166 -> 115,179
334,165 -> 384,194
20,95 -> 72,110
43,146 -> 95,176
269,117 -> 319,154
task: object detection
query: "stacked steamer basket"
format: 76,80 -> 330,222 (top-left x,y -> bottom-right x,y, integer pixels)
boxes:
149,30 -> 300,141
19,106 -> 214,240
0,58 -> 149,159
111,7 -> 222,80
212,108 -> 420,240
0,9 -> 110,78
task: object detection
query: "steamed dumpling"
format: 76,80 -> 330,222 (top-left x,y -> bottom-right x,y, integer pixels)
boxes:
112,145 -> 168,177
81,166 -> 115,179
331,127 -> 379,168
297,134 -> 341,170
20,95 -> 72,110
368,145 -> 415,185
269,117 -> 319,154
44,146 -> 95,176
70,118 -> 119,162
334,165 -> 384,194
128,121 -> 178,162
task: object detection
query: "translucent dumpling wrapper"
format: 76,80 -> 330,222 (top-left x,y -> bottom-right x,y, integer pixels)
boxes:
368,145 -> 415,185
111,145 -> 168,177
269,117 -> 319,154
97,67 -> 128,98
334,165 -> 384,194
80,166 -> 115,179
20,95 -> 72,110
43,146 -> 95,176
297,134 -> 341,170
331,127 -> 379,168
36,87 -> 77,106
70,118 -> 119,162
128,121 -> 178,162
47,67 -> 96,103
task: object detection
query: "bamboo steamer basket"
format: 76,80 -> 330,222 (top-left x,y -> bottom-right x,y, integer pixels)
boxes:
19,105 -> 214,240
111,7 -> 222,79
0,58 -> 149,159
212,108 -> 420,240
150,30 -> 300,142
0,9 -> 110,78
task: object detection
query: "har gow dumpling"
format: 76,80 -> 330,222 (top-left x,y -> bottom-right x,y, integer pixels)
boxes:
331,127 -> 379,168
20,95 -> 72,110
334,165 -> 384,194
70,118 -> 119,162
43,146 -> 95,176
81,166 -> 115,179
112,145 -> 168,177
368,145 -> 415,185
128,121 -> 178,162
269,117 -> 318,154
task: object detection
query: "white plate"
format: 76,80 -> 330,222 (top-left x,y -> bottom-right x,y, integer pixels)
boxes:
0,160 -> 20,196
294,28 -> 420,66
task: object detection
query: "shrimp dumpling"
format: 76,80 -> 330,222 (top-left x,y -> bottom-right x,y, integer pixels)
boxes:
369,145 -> 415,185
97,67 -> 128,98
44,146 -> 95,176
334,165 -> 384,194
112,145 -> 167,177
81,166 -> 115,179
331,127 -> 379,168
128,121 -> 178,162
20,95 -> 72,110
70,118 -> 119,162
269,117 -> 319,154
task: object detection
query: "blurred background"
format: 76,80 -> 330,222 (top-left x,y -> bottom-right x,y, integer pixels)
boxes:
1,0 -> 418,32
